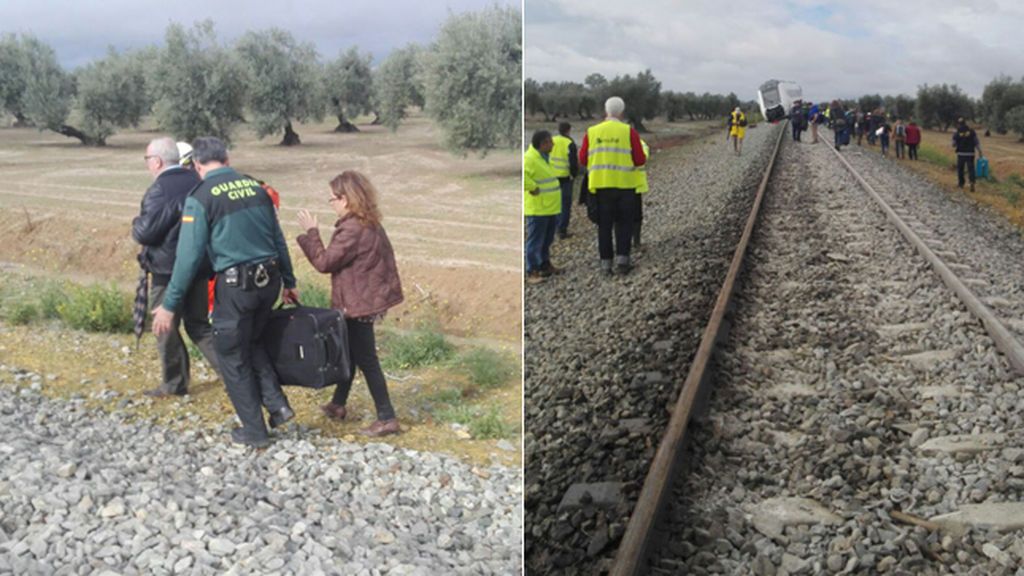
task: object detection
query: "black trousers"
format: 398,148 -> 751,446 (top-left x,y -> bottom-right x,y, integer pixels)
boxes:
596,188 -> 636,260
149,278 -> 220,394
211,270 -> 289,441
632,194 -> 644,244
957,155 -> 976,186
331,319 -> 395,421
908,144 -> 919,160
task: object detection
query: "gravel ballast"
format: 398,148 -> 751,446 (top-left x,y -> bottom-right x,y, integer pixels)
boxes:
0,367 -> 522,575
524,124 -> 782,574
649,136 -> 1024,574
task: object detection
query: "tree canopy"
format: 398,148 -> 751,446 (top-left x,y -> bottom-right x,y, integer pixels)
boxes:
149,21 -> 246,143
373,44 -> 424,132
236,28 -> 324,145
324,47 -> 373,133
421,5 -> 521,154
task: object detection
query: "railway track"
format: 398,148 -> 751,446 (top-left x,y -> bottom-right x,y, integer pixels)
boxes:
610,128 -> 1024,574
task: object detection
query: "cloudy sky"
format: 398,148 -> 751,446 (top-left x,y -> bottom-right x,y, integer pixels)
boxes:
525,0 -> 1024,102
3,0 -> 517,69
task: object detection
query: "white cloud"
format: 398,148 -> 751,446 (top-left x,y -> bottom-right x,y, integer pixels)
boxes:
525,0 -> 1024,100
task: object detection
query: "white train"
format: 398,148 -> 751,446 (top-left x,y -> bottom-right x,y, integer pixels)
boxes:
757,80 -> 803,122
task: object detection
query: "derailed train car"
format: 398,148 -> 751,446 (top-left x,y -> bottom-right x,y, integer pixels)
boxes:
757,79 -> 803,122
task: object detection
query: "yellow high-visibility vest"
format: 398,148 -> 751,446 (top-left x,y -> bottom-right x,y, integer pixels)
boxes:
550,135 -> 572,178
524,145 -> 561,217
636,140 -> 650,194
586,120 -> 636,192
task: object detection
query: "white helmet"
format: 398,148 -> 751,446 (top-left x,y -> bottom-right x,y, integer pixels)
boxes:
176,141 -> 193,166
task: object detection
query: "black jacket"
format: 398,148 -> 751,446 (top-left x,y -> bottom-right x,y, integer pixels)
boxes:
953,125 -> 980,156
132,166 -> 201,282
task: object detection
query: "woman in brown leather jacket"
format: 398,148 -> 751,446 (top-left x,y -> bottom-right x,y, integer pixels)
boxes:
296,171 -> 404,437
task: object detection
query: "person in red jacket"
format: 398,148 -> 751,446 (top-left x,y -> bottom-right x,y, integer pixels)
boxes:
296,171 -> 404,437
905,121 -> 922,160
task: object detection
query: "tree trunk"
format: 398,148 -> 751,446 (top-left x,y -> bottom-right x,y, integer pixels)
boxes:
370,112 -> 382,126
56,124 -> 99,146
281,121 -> 301,146
334,113 -> 359,133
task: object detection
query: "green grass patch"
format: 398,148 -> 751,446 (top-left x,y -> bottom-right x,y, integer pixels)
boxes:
455,347 -> 516,389
299,281 -> 332,309
429,387 -> 467,406
917,144 -> 953,168
57,283 -> 133,333
380,329 -> 455,370
434,403 -> 514,440
7,302 -> 38,325
39,282 -> 69,319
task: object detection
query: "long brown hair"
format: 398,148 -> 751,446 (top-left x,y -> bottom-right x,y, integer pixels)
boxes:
329,171 -> 382,226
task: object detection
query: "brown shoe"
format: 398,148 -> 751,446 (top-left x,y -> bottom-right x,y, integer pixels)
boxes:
542,263 -> 561,275
526,271 -> 546,285
143,387 -> 185,398
321,403 -> 347,420
360,419 -> 401,437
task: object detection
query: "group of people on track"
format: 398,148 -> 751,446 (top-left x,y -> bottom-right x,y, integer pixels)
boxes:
524,96 -> 649,283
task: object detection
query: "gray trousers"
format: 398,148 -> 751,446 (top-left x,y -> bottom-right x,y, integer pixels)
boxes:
149,278 -> 220,394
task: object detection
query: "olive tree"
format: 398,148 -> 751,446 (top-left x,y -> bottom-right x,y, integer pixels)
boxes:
72,48 -> 149,145
236,28 -> 324,145
0,34 -> 29,125
421,5 -> 521,154
606,69 -> 661,131
324,47 -> 373,133
372,44 -> 423,132
1005,105 -> 1024,142
18,35 -> 93,144
149,21 -> 246,143
916,83 -> 973,131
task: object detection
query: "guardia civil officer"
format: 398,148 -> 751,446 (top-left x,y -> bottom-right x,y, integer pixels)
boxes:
152,137 -> 299,448
551,122 -> 579,239
578,96 -> 646,275
952,117 -> 983,192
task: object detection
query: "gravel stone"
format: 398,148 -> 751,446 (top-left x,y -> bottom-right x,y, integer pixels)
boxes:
642,133 -> 1024,574
0,373 -> 521,574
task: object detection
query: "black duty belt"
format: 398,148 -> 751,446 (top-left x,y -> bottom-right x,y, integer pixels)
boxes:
222,258 -> 279,290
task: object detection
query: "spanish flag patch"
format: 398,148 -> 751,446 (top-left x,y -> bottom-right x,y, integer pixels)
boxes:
182,216 -> 194,223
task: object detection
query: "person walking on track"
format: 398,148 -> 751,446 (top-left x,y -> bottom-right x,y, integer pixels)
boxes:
578,96 -> 646,275
952,117 -> 983,192
905,120 -> 922,160
809,102 -> 821,144
893,118 -> 907,159
830,101 -> 849,150
728,107 -> 747,155
524,130 -> 562,284
133,137 -> 221,398
152,136 -> 299,448
296,171 -> 404,437
551,122 -> 579,239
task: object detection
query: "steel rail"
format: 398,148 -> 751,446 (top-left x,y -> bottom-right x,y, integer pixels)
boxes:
610,121 -> 789,576
821,137 -> 1024,374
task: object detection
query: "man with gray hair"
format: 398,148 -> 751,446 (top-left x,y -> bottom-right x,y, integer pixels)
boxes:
132,137 -> 221,398
153,136 -> 299,448
577,96 -> 646,275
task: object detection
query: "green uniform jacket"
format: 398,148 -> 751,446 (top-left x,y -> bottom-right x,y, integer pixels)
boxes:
162,166 -> 296,312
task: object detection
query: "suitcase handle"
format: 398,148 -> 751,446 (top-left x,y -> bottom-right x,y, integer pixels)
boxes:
276,299 -> 302,310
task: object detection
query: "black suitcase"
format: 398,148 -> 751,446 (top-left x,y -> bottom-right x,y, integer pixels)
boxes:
263,305 -> 350,388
